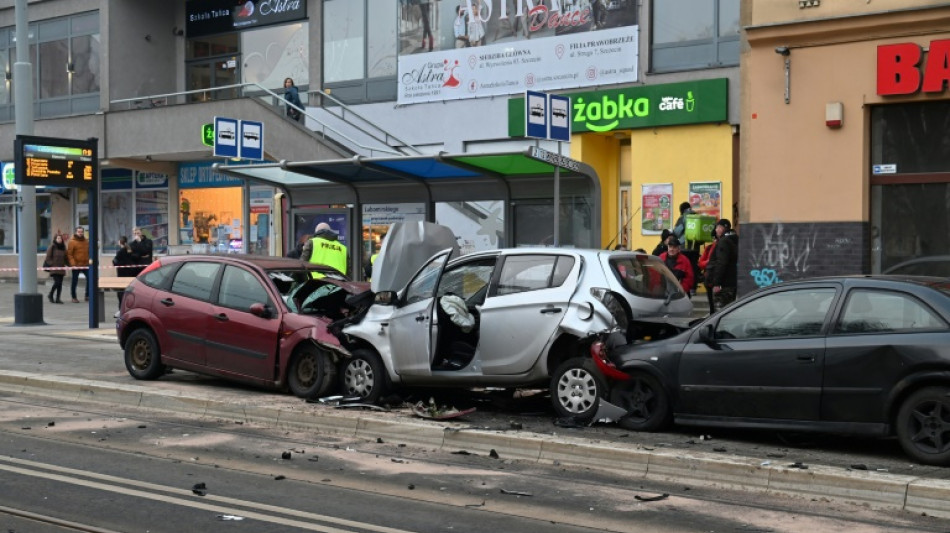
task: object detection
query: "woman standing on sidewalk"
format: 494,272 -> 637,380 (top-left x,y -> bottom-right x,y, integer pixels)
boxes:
44,233 -> 67,304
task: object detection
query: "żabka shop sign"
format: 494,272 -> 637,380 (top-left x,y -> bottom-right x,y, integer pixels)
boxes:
507,78 -> 728,136
877,39 -> 950,95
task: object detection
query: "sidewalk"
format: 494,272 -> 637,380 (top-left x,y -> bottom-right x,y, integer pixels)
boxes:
1,279 -> 949,519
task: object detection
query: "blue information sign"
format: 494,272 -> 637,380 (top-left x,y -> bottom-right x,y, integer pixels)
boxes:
525,91 -> 549,140
239,120 -> 264,161
549,94 -> 571,142
213,116 -> 239,158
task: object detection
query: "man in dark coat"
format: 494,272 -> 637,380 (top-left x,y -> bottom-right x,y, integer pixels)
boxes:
129,227 -> 153,277
709,218 -> 738,309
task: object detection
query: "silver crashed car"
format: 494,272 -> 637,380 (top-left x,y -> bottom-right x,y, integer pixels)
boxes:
337,224 -> 693,420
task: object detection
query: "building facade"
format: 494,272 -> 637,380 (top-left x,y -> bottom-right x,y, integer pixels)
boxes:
0,0 -> 740,280
741,0 -> 950,295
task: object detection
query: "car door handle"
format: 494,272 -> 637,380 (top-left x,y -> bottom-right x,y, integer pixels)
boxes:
415,315 -> 427,322
215,313 -> 229,322
160,298 -> 174,307
540,307 -> 563,314
796,354 -> 816,363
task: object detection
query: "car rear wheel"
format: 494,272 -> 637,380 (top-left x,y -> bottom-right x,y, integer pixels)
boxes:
896,386 -> 950,466
610,372 -> 670,431
287,345 -> 336,400
124,328 -> 164,380
340,349 -> 389,404
551,357 -> 606,423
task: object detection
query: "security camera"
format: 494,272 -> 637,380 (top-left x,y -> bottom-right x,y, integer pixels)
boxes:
775,46 -> 790,56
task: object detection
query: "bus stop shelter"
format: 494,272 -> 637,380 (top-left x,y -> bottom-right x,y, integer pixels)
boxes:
215,147 -> 602,277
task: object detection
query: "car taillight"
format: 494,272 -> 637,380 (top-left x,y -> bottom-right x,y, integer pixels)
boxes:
138,259 -> 161,276
591,340 -> 629,381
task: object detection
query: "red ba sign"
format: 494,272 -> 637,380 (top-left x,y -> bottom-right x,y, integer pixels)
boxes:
877,39 -> 950,95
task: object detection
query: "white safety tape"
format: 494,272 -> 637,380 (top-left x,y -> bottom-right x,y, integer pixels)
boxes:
0,264 -> 144,272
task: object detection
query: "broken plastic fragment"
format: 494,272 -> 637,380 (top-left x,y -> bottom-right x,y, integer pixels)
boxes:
217,515 -> 245,521
500,489 -> 533,497
634,493 -> 669,502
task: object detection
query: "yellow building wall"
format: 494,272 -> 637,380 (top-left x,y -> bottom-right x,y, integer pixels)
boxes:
570,134 -> 620,248
628,124 -> 733,252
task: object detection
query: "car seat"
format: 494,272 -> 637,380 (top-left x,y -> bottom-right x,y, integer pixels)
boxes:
432,294 -> 478,370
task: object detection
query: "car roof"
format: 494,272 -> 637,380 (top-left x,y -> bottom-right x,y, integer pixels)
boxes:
754,275 -> 950,291
158,254 -> 342,274
451,247 -> 651,261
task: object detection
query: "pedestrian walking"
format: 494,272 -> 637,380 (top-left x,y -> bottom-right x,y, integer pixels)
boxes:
283,77 -> 303,122
44,233 -> 68,304
66,226 -> 90,303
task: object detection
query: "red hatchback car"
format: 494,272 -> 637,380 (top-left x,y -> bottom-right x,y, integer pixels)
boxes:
116,255 -> 369,398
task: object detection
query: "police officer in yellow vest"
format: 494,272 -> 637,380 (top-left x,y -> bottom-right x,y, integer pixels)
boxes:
301,222 -> 347,275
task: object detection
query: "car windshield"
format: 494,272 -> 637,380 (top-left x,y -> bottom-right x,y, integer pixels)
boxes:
267,268 -> 346,298
609,255 -> 685,299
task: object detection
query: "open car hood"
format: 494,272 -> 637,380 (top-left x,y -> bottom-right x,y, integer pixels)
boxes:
371,221 -> 460,293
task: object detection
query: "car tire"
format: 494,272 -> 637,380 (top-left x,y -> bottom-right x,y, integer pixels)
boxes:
340,349 -> 389,404
610,372 -> 670,431
550,357 -> 607,423
124,328 -> 164,380
287,345 -> 336,400
896,386 -> 950,466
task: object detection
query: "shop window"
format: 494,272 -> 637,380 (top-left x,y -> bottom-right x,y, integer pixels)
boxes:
651,0 -> 738,72
136,190 -> 169,254
179,188 -> 243,253
102,191 -> 134,253
870,101 -> 950,274
323,0 -> 397,104
186,33 -> 240,102
0,203 -> 13,253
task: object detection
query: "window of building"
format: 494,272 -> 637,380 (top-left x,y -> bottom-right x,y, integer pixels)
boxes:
651,0 -> 738,72
241,23 -> 309,95
100,169 -> 169,255
323,0 -> 397,104
870,101 -> 950,273
186,33 -> 240,102
0,11 -> 100,119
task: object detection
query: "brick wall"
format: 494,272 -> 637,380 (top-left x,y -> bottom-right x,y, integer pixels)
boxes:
737,222 -> 869,296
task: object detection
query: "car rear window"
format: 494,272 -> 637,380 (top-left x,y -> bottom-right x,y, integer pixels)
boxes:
609,255 -> 684,299
140,262 -> 177,288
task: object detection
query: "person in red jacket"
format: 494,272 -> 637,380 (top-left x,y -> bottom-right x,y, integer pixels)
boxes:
659,236 -> 694,294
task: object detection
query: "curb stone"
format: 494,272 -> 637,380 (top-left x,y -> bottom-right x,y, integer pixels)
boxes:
1,370 -> 948,518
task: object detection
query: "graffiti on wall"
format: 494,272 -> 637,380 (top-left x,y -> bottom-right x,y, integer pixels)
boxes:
748,223 -> 817,288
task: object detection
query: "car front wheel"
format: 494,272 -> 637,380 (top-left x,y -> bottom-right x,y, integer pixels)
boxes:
609,372 -> 670,431
287,345 -> 336,400
340,349 -> 389,404
551,357 -> 606,423
896,386 -> 950,466
124,328 -> 164,380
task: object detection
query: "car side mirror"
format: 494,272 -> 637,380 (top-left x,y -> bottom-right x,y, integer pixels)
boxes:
249,303 -> 271,318
698,324 -> 717,346
374,291 -> 398,306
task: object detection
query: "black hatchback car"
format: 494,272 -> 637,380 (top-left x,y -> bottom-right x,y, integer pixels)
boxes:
590,276 -> 950,465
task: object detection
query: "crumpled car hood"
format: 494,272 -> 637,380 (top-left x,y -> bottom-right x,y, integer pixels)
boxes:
371,221 -> 460,293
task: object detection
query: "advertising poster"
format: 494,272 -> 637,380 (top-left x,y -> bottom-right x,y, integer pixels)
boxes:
688,181 -> 722,219
641,183 -> 672,235
398,0 -> 639,104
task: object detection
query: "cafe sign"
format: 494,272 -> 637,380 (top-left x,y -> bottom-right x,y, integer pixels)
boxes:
508,78 -> 728,136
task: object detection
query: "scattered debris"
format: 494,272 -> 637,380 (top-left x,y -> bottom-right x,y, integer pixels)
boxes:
465,501 -> 486,508
217,515 -> 245,521
699,435 -> 713,441
509,422 -> 523,430
713,447 -> 727,453
391,458 -> 406,464
451,450 -> 473,456
634,493 -> 669,502
850,464 -> 868,470
489,449 -> 500,459
47,422 -> 55,427
308,456 -> 320,462
281,451 -> 292,460
761,461 -> 771,466
766,453 -> 786,458
21,427 -> 30,430
408,484 -> 415,490
377,438 -> 385,444
137,425 -> 147,429
411,398 -> 476,420
553,417 -> 586,429
335,403 -> 390,412
787,462 -> 808,470
191,482 -> 207,496
500,489 -> 533,497
275,475 -> 286,480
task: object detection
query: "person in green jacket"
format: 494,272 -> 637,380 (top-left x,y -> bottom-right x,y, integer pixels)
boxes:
301,222 -> 347,275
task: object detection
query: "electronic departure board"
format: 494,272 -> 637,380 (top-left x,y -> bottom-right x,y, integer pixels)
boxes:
13,135 -> 98,188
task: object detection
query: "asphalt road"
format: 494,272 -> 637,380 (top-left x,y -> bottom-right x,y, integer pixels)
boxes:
2,395 -> 946,533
